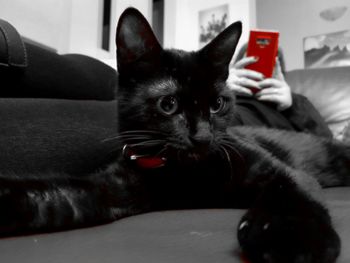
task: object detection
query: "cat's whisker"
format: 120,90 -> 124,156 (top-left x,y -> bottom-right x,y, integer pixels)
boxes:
215,143 -> 228,159
120,136 -> 158,143
154,145 -> 168,157
219,141 -> 237,151
219,140 -> 247,182
102,135 -> 155,143
220,134 -> 250,146
218,144 -> 233,181
220,142 -> 242,160
102,129 -> 168,144
128,139 -> 167,148
118,130 -> 168,136
102,139 -> 168,161
218,137 -> 241,151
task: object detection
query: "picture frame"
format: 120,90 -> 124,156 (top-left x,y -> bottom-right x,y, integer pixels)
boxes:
198,4 -> 229,48
304,29 -> 350,68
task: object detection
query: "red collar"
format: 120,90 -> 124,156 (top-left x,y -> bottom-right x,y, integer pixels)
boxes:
122,144 -> 167,169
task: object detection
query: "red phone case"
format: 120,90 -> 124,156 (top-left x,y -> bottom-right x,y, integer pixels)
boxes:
246,29 -> 279,79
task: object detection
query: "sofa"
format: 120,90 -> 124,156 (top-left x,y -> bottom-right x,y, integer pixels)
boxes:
286,66 -> 350,141
1,20 -> 350,263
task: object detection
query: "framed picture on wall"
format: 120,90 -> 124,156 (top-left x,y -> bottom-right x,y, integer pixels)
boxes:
304,29 -> 350,68
198,4 -> 229,48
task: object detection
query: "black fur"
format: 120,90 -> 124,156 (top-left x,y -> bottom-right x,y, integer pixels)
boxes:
0,7 -> 349,263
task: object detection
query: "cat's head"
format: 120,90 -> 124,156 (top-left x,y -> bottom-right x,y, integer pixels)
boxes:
115,7 -> 241,162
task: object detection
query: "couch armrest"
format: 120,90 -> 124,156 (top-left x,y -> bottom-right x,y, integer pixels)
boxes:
0,18 -> 27,68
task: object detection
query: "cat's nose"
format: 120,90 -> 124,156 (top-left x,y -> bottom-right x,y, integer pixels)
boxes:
189,134 -> 212,149
189,124 -> 213,149
190,137 -> 211,154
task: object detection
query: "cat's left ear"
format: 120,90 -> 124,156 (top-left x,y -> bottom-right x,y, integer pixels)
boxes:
199,21 -> 242,74
116,8 -> 162,75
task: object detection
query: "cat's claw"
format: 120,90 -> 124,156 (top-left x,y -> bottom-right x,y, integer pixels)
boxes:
239,220 -> 249,231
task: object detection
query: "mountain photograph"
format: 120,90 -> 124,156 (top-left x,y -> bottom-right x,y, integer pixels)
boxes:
304,29 -> 350,68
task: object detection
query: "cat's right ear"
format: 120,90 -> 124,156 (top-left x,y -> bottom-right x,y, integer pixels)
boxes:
199,21 -> 242,78
116,8 -> 162,75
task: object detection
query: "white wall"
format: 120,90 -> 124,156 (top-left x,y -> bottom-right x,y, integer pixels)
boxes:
164,0 -> 256,53
0,0 -> 152,67
0,0 -> 254,67
69,0 -> 100,57
0,0 -> 72,52
70,0 -> 153,65
0,0 -> 104,56
257,0 -> 350,70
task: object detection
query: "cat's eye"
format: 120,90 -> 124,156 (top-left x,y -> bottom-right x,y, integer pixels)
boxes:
210,96 -> 226,114
157,96 -> 178,115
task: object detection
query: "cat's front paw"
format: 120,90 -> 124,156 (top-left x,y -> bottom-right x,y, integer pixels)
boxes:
0,189 -> 35,236
237,210 -> 340,263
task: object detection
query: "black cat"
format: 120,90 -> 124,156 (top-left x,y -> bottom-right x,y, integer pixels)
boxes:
0,7 -> 349,263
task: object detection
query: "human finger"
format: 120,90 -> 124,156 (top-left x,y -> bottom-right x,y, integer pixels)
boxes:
234,56 -> 258,69
255,87 -> 282,97
258,78 -> 282,88
231,85 -> 254,96
255,94 -> 281,104
274,58 -> 285,81
235,77 -> 261,89
257,94 -> 292,111
235,68 -> 264,81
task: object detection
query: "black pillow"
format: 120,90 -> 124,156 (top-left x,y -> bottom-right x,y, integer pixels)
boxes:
0,42 -> 118,100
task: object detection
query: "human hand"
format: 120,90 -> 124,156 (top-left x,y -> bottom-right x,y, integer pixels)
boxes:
226,56 -> 264,97
255,59 -> 293,111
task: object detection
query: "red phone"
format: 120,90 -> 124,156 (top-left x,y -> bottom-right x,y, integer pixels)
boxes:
245,29 -> 279,93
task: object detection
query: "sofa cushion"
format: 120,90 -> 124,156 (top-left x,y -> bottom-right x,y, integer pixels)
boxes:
0,98 -> 118,175
286,66 -> 350,140
343,121 -> 350,143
